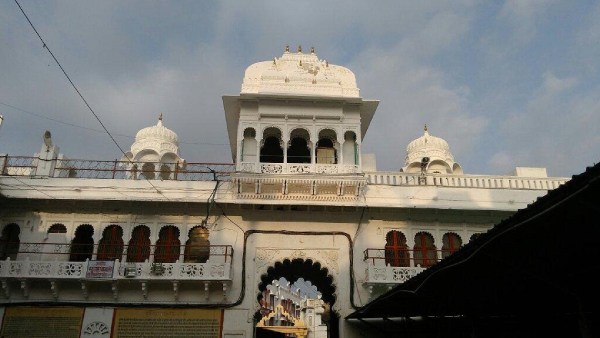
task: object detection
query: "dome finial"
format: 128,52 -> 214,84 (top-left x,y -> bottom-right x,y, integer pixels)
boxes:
159,113 -> 163,122
298,45 -> 302,53
424,123 -> 428,132
285,44 -> 290,53
311,46 -> 315,54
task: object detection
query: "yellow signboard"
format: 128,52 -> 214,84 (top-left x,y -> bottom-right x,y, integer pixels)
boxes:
1,307 -> 84,338
112,308 -> 223,338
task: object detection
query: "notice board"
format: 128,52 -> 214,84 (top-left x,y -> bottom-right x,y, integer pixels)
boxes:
112,308 -> 223,338
0,307 -> 84,338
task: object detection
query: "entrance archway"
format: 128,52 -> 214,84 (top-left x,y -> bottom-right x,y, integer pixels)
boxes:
255,258 -> 339,338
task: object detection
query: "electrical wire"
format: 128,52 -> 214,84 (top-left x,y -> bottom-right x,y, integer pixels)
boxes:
0,100 -> 230,146
13,0 -> 170,201
4,174 -> 56,199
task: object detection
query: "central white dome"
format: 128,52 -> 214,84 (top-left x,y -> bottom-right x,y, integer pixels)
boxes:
241,45 -> 359,97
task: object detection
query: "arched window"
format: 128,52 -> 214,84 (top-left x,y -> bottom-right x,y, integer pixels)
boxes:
127,225 -> 151,262
317,129 -> 337,164
288,129 -> 311,164
154,226 -> 180,263
316,138 -> 337,164
184,226 -> 210,263
97,225 -> 124,261
141,162 -> 156,180
413,232 -> 437,267
48,223 -> 67,234
442,232 -> 462,259
260,137 -> 284,163
159,164 -> 172,180
384,230 -> 410,267
70,224 -> 94,262
0,223 -> 21,260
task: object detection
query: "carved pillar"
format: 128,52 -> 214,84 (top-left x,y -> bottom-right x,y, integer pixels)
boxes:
310,138 -> 317,170
406,232 -> 415,268
283,138 -> 289,173
179,226 -> 189,263
338,141 -> 344,171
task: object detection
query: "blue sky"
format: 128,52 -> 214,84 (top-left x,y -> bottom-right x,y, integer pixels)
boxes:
1,0 -> 599,177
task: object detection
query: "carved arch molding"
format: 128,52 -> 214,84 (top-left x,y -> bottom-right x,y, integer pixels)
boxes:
254,248 -> 340,311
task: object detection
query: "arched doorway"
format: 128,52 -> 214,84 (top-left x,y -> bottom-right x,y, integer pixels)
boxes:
70,224 -> 94,262
255,258 -> 339,338
0,223 -> 21,260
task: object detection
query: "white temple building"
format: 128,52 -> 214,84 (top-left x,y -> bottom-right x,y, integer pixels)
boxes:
0,46 -> 568,338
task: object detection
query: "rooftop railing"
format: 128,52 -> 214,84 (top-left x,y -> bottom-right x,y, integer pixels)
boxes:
0,155 -> 234,181
365,171 -> 568,190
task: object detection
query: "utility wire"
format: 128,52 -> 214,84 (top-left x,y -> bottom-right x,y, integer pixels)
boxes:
4,174 -> 56,199
0,100 -> 230,146
13,0 -> 170,201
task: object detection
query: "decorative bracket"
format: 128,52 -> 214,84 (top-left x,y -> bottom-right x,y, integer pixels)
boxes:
204,281 -> 210,301
111,281 -> 118,300
141,281 -> 148,300
19,279 -> 29,298
1,279 -> 10,298
81,281 -> 89,299
50,280 -> 59,300
173,281 -> 179,301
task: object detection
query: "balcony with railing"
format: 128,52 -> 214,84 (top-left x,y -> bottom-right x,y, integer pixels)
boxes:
363,248 -> 431,286
0,242 -> 233,300
239,162 -> 359,175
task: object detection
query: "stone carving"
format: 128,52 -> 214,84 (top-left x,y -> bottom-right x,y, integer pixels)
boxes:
288,164 -> 312,173
210,264 -> 225,278
255,249 -> 340,277
261,164 -> 283,174
316,164 -> 338,174
57,262 -> 84,277
83,321 -> 109,336
372,267 -> 387,281
316,250 -> 339,273
180,264 -> 205,278
255,249 -> 280,271
240,162 -> 256,173
28,262 -> 52,276
9,262 -> 22,276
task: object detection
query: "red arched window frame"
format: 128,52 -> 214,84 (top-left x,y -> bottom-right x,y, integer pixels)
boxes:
413,232 -> 438,267
154,226 -> 180,263
384,230 -> 410,267
126,226 -> 151,263
97,225 -> 124,261
442,232 -> 462,259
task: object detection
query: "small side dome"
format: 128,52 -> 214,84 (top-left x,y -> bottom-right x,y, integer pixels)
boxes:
402,125 -> 461,175
122,115 -> 185,180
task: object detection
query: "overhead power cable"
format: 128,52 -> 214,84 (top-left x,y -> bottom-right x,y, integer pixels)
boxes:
13,0 -> 170,201
0,100 -> 230,146
4,175 -> 56,199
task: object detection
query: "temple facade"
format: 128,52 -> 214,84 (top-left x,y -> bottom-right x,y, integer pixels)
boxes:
0,46 -> 568,338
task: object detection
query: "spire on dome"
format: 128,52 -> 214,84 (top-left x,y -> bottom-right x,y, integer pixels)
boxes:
424,124 -> 427,132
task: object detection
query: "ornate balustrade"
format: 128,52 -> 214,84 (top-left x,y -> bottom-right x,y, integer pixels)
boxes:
365,264 -> 425,284
365,171 -> 568,191
0,258 -> 231,281
238,162 -> 359,175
